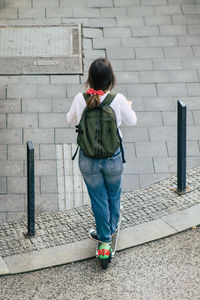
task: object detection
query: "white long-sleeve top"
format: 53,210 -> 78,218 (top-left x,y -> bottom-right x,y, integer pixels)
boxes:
67,92 -> 137,137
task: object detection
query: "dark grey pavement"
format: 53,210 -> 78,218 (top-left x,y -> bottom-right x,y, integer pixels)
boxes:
0,226 -> 199,300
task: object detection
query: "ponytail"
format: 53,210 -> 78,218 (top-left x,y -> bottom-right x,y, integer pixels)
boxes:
86,94 -> 101,109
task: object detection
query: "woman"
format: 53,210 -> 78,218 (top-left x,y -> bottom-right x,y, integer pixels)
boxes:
67,58 -> 137,246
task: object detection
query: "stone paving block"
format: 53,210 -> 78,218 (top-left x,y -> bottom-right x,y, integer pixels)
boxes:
41,176 -> 58,193
123,59 -> 153,71
0,129 -> 22,144
153,58 -> 182,70
0,8 -> 17,18
121,127 -> 149,143
193,46 -> 200,57
7,84 -> 36,99
159,25 -> 187,35
22,98 -> 52,113
83,39 -> 92,50
187,157 -> 200,170
60,0 -> 87,7
46,7 -> 73,18
35,194 -> 58,212
0,85 -> 6,98
162,111 -> 194,126
6,212 -> 27,223
36,85 -> 66,98
7,176 -> 26,194
155,5 -> 182,15
52,98 -> 72,113
7,114 -> 38,128
188,24 -> 200,34
39,113 -> 68,128
0,99 -> 21,113
18,8 -> 45,18
84,49 -> 105,60
135,142 -> 168,157
35,160 -> 57,176
164,46 -> 193,58
144,16 -> 172,25
178,35 -> 200,46
136,112 -> 163,126
35,18 -> 62,25
87,0 -> 113,7
67,85 -> 85,98
187,126 -> 200,140
0,177 -> 6,193
121,37 -> 149,47
139,173 -> 170,188
93,38 -> 121,49
103,27 -> 131,38
55,128 -> 77,144
127,6 -> 155,17
89,18 -> 116,27
113,84 -> 128,96
0,114 -> 6,128
116,17 -> 144,26
24,129 -> 54,144
172,15 -> 200,24
114,0 -> 140,5
61,17 -> 90,26
193,111 -> 200,125
107,48 -> 135,59
0,194 -> 25,211
136,47 -> 164,59
19,76 -> 50,85
168,70 -> 198,82
122,174 -> 140,191
50,76 -> 79,85
40,144 -> 56,160
157,83 -> 187,96
143,97 -> 175,111
149,127 -> 177,142
187,83 -> 200,96
73,7 -> 100,18
154,157 -> 176,173
124,157 -> 154,174
109,60 -> 125,71
0,161 -> 23,176
142,0 -> 167,3
131,25 -> 159,37
127,84 -> 157,97
182,57 -> 200,70
0,213 -> 6,223
123,143 -> 136,158
180,97 -> 200,110
8,144 -> 39,160
115,72 -> 139,84
182,4 -> 200,14
162,204 -> 200,232
33,0 -> 59,8
83,28 -> 103,38
0,145 -> 7,160
139,71 -> 169,83
167,140 -> 200,157
100,7 -> 127,17
150,36 -> 178,46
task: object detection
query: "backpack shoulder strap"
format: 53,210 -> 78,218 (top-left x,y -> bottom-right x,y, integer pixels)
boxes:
101,93 -> 116,107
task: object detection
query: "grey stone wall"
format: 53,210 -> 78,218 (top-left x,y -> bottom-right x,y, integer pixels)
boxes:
0,0 -> 200,223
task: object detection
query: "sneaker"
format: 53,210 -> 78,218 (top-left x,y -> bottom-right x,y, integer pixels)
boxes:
89,229 -> 111,244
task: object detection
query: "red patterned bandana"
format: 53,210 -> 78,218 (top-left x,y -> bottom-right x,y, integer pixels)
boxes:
86,88 -> 105,96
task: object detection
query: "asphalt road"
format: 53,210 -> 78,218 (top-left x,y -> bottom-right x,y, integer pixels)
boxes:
0,227 -> 199,300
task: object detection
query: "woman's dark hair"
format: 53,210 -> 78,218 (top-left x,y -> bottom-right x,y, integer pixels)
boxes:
86,58 -> 116,109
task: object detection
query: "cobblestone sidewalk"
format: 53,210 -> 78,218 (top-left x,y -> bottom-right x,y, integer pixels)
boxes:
1,166 -> 200,259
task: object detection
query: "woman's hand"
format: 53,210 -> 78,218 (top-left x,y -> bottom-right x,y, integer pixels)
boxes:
127,101 -> 132,109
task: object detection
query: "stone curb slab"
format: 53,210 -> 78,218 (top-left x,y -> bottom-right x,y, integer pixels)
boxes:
1,204 -> 200,276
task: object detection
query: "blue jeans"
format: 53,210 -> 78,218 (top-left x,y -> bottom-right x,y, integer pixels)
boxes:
79,148 -> 123,243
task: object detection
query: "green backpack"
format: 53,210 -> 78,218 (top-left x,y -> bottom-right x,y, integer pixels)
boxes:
72,93 -> 125,162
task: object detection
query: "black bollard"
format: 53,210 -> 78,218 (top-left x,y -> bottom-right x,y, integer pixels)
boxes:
177,100 -> 187,194
27,141 -> 35,236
